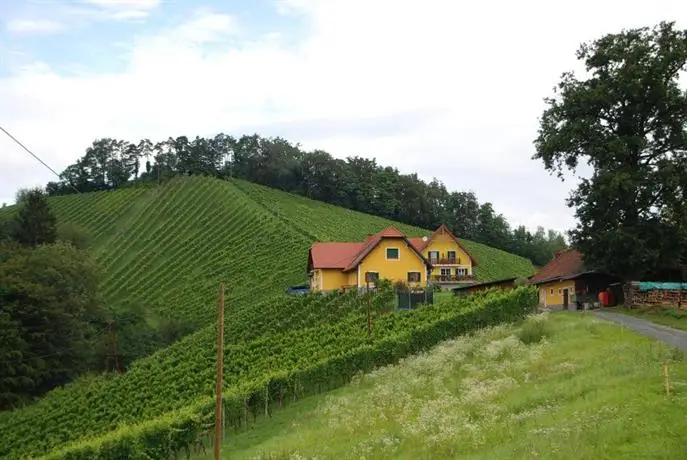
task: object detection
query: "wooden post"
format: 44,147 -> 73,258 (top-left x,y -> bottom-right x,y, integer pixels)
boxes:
366,279 -> 372,337
265,383 -> 269,417
664,361 -> 671,396
214,283 -> 225,460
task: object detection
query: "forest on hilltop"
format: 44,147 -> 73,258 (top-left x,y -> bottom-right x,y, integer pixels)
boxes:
42,134 -> 567,266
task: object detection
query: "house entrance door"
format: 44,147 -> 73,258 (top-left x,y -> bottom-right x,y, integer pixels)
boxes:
563,289 -> 569,308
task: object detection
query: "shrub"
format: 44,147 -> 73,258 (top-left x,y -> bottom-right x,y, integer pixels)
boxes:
517,314 -> 552,344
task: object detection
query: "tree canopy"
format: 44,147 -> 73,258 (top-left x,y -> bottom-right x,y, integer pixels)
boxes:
11,188 -> 57,248
44,133 -> 567,266
534,21 -> 687,280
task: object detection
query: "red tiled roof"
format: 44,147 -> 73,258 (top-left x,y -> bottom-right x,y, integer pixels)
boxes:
529,249 -> 584,284
408,237 -> 427,252
308,226 -> 429,272
308,242 -> 363,269
308,225 -> 479,273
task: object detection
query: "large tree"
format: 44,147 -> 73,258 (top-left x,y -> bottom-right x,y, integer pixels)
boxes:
0,241 -> 106,409
534,21 -> 687,280
12,188 -> 57,248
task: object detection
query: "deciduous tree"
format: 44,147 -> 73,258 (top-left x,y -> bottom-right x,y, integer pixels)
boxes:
534,21 -> 687,280
12,188 -> 57,247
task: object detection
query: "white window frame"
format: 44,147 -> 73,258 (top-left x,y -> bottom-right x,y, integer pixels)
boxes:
385,247 -> 400,260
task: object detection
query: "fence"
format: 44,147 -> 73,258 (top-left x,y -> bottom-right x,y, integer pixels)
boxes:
396,288 -> 433,310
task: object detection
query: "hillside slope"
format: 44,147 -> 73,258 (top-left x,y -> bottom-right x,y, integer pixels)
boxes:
233,179 -> 536,281
199,312 -> 687,459
2,177 -> 312,326
1,177 -> 534,327
0,287 -> 536,459
0,177 -> 535,458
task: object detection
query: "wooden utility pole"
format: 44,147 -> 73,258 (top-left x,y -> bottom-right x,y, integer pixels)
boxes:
214,282 -> 226,460
366,279 -> 372,337
106,320 -> 123,375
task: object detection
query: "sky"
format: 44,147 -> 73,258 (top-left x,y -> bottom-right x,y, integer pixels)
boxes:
1,0 -> 686,235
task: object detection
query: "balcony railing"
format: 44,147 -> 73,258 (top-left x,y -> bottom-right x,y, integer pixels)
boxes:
431,274 -> 476,283
429,258 -> 460,265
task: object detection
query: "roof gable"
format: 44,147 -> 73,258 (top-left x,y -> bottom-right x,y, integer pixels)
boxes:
529,249 -> 584,284
342,226 -> 429,272
414,224 -> 478,267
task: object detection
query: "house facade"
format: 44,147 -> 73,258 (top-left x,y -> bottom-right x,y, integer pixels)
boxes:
529,249 -> 620,309
407,224 -> 477,289
307,225 -> 477,292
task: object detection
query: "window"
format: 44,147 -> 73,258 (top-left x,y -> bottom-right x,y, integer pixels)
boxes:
407,272 -> 421,283
365,272 -> 379,282
558,289 -> 562,295
447,250 -> 456,262
456,268 -> 467,277
429,251 -> 439,262
550,289 -> 554,295
386,247 -> 399,260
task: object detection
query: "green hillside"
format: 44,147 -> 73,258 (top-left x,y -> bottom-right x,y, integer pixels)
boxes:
0,177 -> 536,458
1,287 -> 536,459
2,177 -> 534,328
200,312 -> 687,459
233,179 -> 536,282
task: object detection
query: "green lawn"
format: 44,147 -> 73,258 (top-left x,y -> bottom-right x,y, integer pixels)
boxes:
198,312 -> 687,459
611,306 -> 687,331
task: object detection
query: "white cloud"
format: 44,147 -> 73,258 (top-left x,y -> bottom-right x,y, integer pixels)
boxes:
1,0 -> 686,235
6,19 -> 66,34
73,0 -> 161,21
174,9 -> 239,43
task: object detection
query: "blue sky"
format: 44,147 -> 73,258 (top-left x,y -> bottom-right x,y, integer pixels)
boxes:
1,0 -> 686,234
1,0 -> 308,76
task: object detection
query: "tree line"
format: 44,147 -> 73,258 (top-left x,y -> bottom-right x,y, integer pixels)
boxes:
0,190 -> 193,410
44,134 -> 567,266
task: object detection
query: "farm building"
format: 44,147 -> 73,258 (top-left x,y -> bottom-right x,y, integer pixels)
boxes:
528,249 -> 621,309
452,277 -> 517,297
307,224 -> 477,292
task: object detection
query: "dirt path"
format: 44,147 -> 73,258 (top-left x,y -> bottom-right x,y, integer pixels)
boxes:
592,310 -> 687,352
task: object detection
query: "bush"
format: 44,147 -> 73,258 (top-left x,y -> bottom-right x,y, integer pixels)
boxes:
517,314 -> 552,344
57,223 -> 92,250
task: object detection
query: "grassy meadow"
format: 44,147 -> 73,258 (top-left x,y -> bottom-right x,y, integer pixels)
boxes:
198,312 -> 687,460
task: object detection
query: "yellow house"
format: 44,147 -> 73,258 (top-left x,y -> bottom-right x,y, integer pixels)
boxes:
529,249 -> 584,308
408,224 -> 477,288
307,225 -> 477,291
529,248 -> 621,309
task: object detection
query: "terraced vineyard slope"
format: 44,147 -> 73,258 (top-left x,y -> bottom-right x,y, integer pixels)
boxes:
2,177 -> 312,326
232,179 -> 536,281
1,176 -> 535,328
0,176 -> 536,458
1,287 -> 537,459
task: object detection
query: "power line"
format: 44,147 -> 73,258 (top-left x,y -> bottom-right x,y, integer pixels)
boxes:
0,124 -> 81,194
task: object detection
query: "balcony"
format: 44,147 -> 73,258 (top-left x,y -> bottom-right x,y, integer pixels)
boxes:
431,274 -> 476,283
429,258 -> 460,265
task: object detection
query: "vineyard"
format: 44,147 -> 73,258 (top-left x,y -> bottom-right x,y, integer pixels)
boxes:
0,286 -> 537,459
0,176 -> 538,458
0,176 -> 536,328
233,179 -> 536,281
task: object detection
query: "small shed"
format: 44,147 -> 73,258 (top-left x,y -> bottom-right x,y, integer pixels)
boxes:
529,249 -> 621,309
